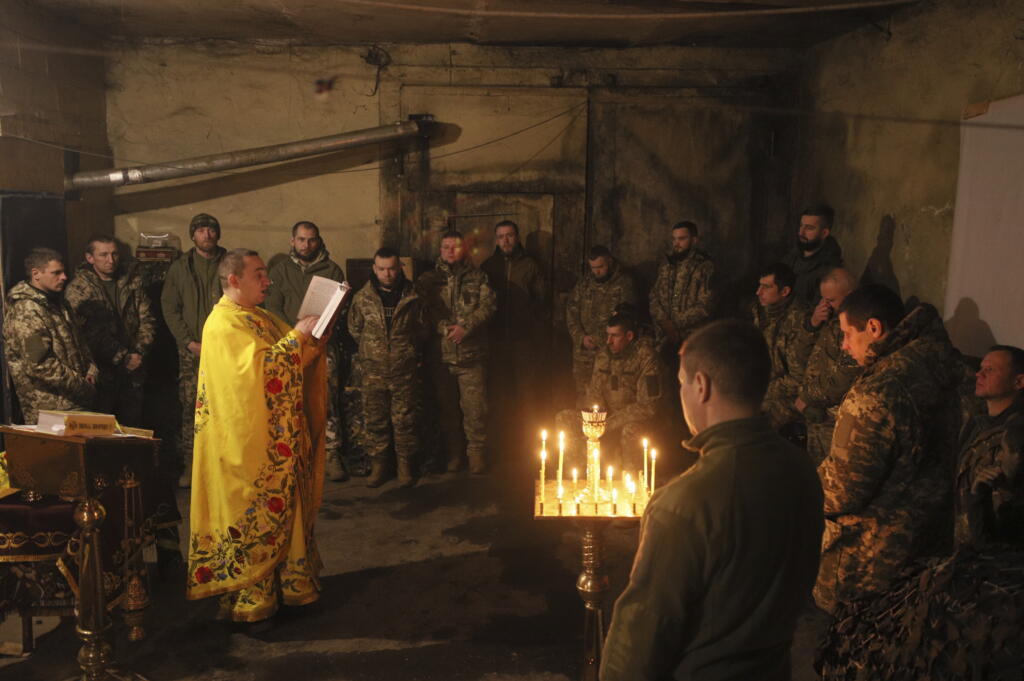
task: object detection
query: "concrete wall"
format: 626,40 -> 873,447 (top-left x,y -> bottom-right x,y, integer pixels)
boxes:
0,0 -> 111,263
793,0 -> 1024,307
106,41 -> 801,281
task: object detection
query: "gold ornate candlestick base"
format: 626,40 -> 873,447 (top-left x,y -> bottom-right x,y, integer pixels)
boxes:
576,519 -> 610,681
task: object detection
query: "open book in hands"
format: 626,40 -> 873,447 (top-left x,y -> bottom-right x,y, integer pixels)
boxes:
297,276 -> 352,339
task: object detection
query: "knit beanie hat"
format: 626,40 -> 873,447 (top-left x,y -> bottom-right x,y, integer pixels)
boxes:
189,213 -> 220,238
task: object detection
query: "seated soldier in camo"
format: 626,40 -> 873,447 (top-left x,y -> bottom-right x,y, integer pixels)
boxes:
556,312 -> 664,475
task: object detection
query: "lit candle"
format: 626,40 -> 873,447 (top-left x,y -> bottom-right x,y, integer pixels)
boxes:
572,467 -> 579,496
607,465 -> 614,496
650,448 -> 657,494
642,438 -> 649,490
592,447 -> 601,500
557,431 -> 565,491
592,404 -> 600,414
612,487 -> 619,515
540,449 -> 547,504
557,484 -> 564,500
541,429 -> 548,451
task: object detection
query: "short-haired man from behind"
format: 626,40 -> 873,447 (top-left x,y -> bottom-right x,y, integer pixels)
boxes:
796,267 -> 861,465
785,204 -> 843,307
161,212 -> 226,487
955,345 -> 1024,547
566,246 -> 639,405
3,248 -> 98,422
649,220 -> 715,353
348,247 -> 427,488
266,221 -> 348,482
601,320 -> 823,681
752,262 -> 817,431
815,284 -> 961,613
65,235 -> 156,426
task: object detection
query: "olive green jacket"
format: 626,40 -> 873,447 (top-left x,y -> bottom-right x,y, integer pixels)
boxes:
160,247 -> 225,350
265,247 -> 345,326
415,258 -> 496,366
566,262 -> 638,361
64,261 -> 156,369
601,417 -> 823,681
481,245 -> 547,345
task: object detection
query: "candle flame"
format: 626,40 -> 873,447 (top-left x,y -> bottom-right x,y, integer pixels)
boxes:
642,437 -> 649,448
557,485 -> 564,498
541,429 -> 548,441
651,449 -> 657,459
607,465 -> 614,480
541,450 -> 547,461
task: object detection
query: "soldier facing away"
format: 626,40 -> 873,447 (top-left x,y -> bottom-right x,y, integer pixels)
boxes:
815,284 -> 961,613
161,213 -> 226,487
266,220 -> 348,482
566,246 -> 638,405
556,313 -> 663,473
481,220 -> 548,437
649,220 -> 715,354
348,247 -> 427,488
796,267 -> 861,465
416,231 -> 496,474
3,247 -> 98,423
64,234 -> 156,426
751,263 -> 817,431
783,204 -> 843,308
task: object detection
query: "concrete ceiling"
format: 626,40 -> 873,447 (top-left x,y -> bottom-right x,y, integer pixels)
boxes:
36,0 -> 915,47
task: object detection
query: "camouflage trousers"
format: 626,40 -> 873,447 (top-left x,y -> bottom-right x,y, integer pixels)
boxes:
432,359 -> 488,462
361,374 -> 420,465
325,345 -> 343,465
555,408 -> 651,475
178,348 -> 200,468
571,351 -> 597,407
96,364 -> 146,428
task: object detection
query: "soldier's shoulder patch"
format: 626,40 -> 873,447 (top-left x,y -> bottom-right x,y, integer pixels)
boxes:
24,333 -> 50,364
645,374 -> 661,397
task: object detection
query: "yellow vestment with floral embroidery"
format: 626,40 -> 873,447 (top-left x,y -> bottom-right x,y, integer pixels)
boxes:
185,296 -> 326,618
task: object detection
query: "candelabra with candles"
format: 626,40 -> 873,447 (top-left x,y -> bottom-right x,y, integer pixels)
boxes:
533,406 -> 660,681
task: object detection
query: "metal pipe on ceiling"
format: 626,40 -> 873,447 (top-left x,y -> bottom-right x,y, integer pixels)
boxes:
65,118 -> 430,191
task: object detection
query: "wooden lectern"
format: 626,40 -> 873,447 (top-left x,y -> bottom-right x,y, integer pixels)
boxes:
1,426 -> 158,681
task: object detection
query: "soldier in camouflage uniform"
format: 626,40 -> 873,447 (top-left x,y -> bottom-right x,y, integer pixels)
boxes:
416,231 -> 496,474
796,267 -> 861,465
649,221 -> 715,354
955,345 -> 1024,548
266,221 -> 348,481
566,246 -> 638,405
556,313 -> 663,473
3,248 -> 98,423
161,213 -> 225,487
64,235 -> 156,427
815,285 -> 961,613
751,263 -> 817,431
348,247 -> 426,488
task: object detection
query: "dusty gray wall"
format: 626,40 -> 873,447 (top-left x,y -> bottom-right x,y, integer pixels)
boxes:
0,0 -> 112,263
793,0 -> 1024,308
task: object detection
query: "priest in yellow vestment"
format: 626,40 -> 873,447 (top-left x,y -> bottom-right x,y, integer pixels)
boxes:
186,248 -> 328,623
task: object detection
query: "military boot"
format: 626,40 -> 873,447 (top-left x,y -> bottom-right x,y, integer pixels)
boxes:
366,460 -> 391,488
468,451 -> 486,475
397,457 -> 415,489
325,454 -> 349,483
446,453 -> 465,473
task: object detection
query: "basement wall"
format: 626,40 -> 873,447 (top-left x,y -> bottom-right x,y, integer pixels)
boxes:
0,0 -> 111,262
105,42 -> 800,291
794,0 -> 1024,309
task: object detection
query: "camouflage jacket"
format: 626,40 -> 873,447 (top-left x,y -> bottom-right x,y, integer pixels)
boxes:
348,277 -> 426,379
415,258 -> 496,366
816,303 -> 960,612
566,262 -> 638,360
265,247 -> 345,327
783,235 -> 843,307
587,338 -> 663,432
954,395 -> 1024,548
799,315 -> 861,423
481,245 -> 547,345
3,281 -> 97,422
751,296 -> 817,407
64,262 -> 157,369
649,249 -> 714,340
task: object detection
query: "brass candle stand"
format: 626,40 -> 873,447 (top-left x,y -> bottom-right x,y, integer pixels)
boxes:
533,409 -> 648,681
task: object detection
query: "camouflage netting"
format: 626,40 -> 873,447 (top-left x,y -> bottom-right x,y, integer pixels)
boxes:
817,548 -> 1024,681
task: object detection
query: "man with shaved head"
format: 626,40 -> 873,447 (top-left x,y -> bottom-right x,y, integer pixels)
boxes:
797,267 -> 862,464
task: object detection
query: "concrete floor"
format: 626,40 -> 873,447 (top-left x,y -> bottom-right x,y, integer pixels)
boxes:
0,454 -> 827,681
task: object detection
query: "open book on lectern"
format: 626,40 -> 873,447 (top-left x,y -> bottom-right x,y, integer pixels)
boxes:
296,275 -> 352,339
